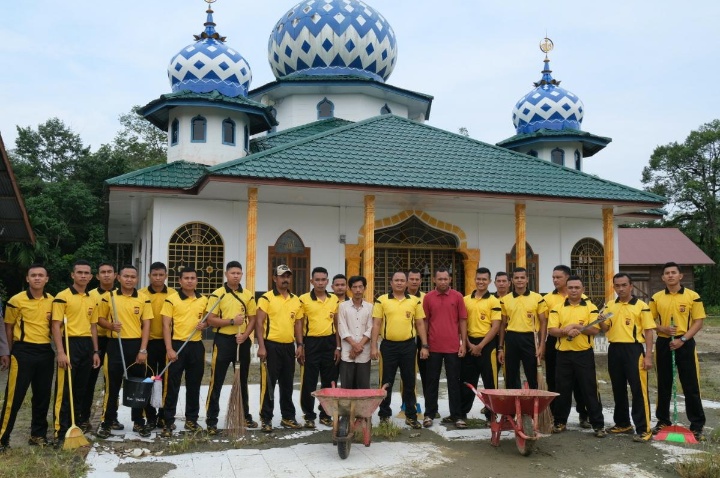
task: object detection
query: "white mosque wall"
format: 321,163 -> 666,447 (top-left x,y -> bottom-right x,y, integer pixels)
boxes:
271,94 -> 409,132
166,106 -> 251,166
513,141 -> 584,171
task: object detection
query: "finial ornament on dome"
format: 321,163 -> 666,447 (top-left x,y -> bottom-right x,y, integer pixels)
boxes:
534,37 -> 560,88
194,0 -> 226,42
539,37 -> 554,58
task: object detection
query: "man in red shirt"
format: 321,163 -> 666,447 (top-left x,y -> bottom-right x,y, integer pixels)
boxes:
422,268 -> 468,428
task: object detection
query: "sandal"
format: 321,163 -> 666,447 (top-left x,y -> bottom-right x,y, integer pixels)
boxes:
455,419 -> 468,429
423,417 -> 433,428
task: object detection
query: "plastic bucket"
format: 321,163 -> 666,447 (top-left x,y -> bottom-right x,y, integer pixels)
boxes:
122,363 -> 154,408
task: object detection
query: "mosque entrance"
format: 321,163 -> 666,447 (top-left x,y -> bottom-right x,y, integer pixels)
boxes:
369,215 -> 465,298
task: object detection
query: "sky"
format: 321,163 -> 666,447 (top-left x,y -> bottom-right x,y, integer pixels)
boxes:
1,0 -> 719,190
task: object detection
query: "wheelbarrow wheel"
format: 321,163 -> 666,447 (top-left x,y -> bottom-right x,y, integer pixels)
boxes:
337,415 -> 352,459
516,414 -> 536,456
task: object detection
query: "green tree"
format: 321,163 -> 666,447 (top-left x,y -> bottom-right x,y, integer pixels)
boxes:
641,119 -> 720,304
112,106 -> 167,170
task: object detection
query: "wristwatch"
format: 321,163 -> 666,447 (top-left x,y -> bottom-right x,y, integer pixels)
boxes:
680,336 -> 688,343
93,350 -> 100,355
336,347 -> 342,351
230,319 -> 235,326
296,342 -> 304,348
421,344 -> 429,349
139,349 -> 148,354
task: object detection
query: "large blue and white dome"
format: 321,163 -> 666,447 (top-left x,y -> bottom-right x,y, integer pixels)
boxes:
168,6 -> 252,98
268,0 -> 398,82
512,59 -> 584,134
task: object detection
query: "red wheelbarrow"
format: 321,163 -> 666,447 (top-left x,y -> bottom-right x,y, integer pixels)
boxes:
312,385 -> 387,459
466,383 -> 558,456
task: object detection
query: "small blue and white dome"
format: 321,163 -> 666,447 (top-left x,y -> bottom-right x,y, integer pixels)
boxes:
512,57 -> 584,134
168,5 -> 252,97
268,0 -> 398,82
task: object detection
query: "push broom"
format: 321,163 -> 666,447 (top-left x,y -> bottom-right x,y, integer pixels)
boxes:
533,315 -> 553,434
62,315 -> 91,450
654,320 -> 698,444
225,343 -> 246,439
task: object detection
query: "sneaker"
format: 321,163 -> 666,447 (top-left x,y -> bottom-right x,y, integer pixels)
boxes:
579,419 -> 592,429
607,424 -> 634,434
160,428 -> 173,438
319,417 -> 333,427
594,428 -> 607,438
693,431 -> 706,442
184,421 -> 202,432
455,419 -> 468,429
552,423 -> 567,434
111,420 -> 125,431
633,432 -> 652,443
405,417 -> 422,429
145,420 -> 157,431
246,418 -> 259,429
96,425 -> 112,439
261,421 -> 273,433
423,417 -> 434,428
280,418 -> 302,429
207,425 -> 218,436
651,422 -> 671,435
28,436 -> 49,447
304,420 -> 316,429
79,421 -> 92,434
133,423 -> 152,438
434,412 -> 441,419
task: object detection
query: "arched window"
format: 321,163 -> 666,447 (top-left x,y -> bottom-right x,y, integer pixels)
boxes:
574,150 -> 582,171
317,98 -> 334,119
269,230 -> 310,295
191,116 -> 207,143
167,222 -> 224,295
222,118 -> 235,145
269,107 -> 277,134
380,104 -> 392,115
528,150 -> 538,157
571,238 -> 604,306
506,242 -> 539,292
170,119 -> 179,146
551,148 -> 564,166
244,125 -> 250,151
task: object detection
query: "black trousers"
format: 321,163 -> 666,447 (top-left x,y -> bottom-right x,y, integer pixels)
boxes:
259,340 -> 296,422
504,331 -> 537,389
206,333 -> 253,427
300,334 -> 338,420
54,337 -> 93,439
425,352 -> 462,419
555,349 -> 604,429
608,342 -> 651,434
146,338 -> 166,424
460,336 -> 498,417
378,338 -> 417,420
163,340 -> 205,427
103,339 -> 153,427
546,335 -> 588,419
0,342 -> 54,445
655,336 -> 705,432
81,335 -> 108,423
339,361 -> 371,389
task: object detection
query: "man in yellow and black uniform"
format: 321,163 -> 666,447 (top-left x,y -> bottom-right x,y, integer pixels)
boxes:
297,267 -> 340,428
205,261 -> 258,434
600,272 -> 655,442
51,260 -> 101,445
139,261 -> 177,430
649,262 -> 706,441
371,271 -> 428,429
548,275 -> 606,437
0,264 -> 54,449
96,265 -> 153,438
160,267 -> 209,437
256,265 -> 303,432
460,267 -> 502,420
81,262 -> 117,433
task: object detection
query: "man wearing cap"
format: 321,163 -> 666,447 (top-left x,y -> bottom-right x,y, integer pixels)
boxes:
256,265 -> 303,432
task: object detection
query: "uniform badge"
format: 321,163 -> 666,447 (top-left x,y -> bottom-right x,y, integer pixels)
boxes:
46,312 -> 51,320
291,312 -> 296,320
679,305 -> 686,313
134,306 -> 140,314
406,311 -> 412,319
625,318 -> 631,326
481,313 -> 486,321
329,312 -> 335,320
526,312 -> 533,319
88,308 -> 93,317
579,320 -> 585,326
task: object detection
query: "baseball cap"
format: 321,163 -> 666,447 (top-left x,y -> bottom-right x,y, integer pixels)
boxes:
275,264 -> 293,276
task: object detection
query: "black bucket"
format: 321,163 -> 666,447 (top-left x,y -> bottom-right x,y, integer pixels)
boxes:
122,363 -> 154,408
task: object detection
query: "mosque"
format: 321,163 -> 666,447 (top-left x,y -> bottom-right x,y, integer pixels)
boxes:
105,0 -> 665,304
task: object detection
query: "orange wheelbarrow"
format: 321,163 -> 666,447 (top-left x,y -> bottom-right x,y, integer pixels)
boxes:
465,383 -> 558,456
312,384 -> 387,459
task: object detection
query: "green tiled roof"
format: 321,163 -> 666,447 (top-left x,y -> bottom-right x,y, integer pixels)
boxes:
106,161 -> 207,189
208,115 -> 664,205
250,118 -> 353,153
497,128 -> 612,157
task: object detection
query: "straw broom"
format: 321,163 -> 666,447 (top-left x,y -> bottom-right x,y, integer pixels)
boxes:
63,316 -> 91,450
225,343 -> 246,439
534,316 -> 553,434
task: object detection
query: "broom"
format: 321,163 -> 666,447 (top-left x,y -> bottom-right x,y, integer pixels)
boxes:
62,316 -> 91,449
534,316 -> 553,434
225,343 -> 246,439
654,320 -> 698,444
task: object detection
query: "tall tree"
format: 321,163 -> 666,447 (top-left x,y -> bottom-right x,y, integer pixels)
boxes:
112,106 -> 167,170
642,119 -> 720,304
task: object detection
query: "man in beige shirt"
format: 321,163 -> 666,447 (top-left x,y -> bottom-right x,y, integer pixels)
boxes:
337,276 -> 374,389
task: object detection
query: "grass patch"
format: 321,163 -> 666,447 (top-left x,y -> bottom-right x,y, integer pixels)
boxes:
372,421 -> 401,440
675,449 -> 720,478
464,418 -> 488,428
0,447 -> 89,478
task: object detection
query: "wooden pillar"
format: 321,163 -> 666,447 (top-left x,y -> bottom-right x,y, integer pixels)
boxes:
363,195 -> 375,301
515,203 -> 527,268
462,249 -> 481,296
246,187 -> 258,293
345,244 -> 363,277
603,207 -> 615,303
